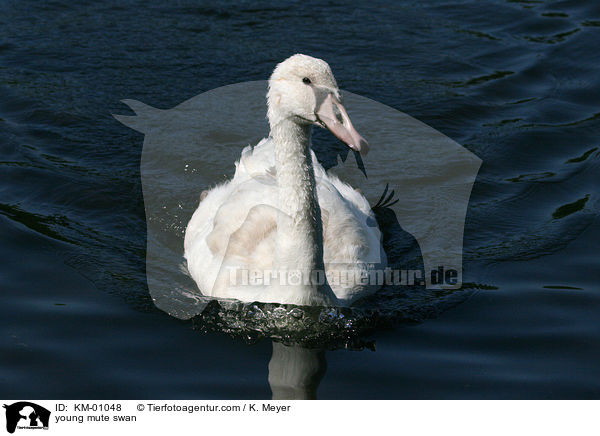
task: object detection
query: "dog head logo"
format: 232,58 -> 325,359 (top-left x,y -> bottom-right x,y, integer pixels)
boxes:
3,402 -> 50,434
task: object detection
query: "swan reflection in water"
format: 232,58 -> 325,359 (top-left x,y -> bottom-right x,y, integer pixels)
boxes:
190,300 -> 382,400
268,341 -> 328,400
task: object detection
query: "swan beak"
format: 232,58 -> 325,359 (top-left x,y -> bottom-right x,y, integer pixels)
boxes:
315,93 -> 370,155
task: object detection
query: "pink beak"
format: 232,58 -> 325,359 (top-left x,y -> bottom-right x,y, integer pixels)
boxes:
315,93 -> 369,155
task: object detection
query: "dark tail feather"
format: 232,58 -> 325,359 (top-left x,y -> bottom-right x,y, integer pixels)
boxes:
372,184 -> 399,211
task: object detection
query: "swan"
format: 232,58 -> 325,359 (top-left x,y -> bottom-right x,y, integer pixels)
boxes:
184,54 -> 386,306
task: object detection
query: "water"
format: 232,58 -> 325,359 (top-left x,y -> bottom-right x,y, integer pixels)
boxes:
1,0 -> 599,399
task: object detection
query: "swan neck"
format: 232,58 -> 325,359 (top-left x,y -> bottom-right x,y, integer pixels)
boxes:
270,119 -> 329,303
271,119 -> 316,219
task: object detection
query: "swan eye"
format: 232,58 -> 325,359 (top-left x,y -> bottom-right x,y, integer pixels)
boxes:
302,77 -> 311,84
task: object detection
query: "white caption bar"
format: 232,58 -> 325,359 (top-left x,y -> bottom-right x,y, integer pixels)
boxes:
1,400 -> 597,436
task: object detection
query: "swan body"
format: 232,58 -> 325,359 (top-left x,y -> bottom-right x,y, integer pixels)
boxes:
184,54 -> 386,306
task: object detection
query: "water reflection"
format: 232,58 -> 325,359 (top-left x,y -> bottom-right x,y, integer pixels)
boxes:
268,342 -> 327,400
191,301 -> 378,400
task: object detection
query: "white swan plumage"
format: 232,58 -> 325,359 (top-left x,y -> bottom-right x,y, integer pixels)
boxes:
184,54 -> 386,306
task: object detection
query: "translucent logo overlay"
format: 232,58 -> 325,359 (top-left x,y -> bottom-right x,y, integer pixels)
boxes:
115,81 -> 481,319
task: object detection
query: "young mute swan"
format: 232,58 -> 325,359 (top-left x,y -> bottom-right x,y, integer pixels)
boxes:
184,54 -> 386,306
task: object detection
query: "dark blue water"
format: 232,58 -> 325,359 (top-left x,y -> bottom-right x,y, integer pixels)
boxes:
1,0 -> 599,399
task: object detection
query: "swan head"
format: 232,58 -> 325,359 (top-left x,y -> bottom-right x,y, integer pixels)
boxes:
267,54 -> 369,155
